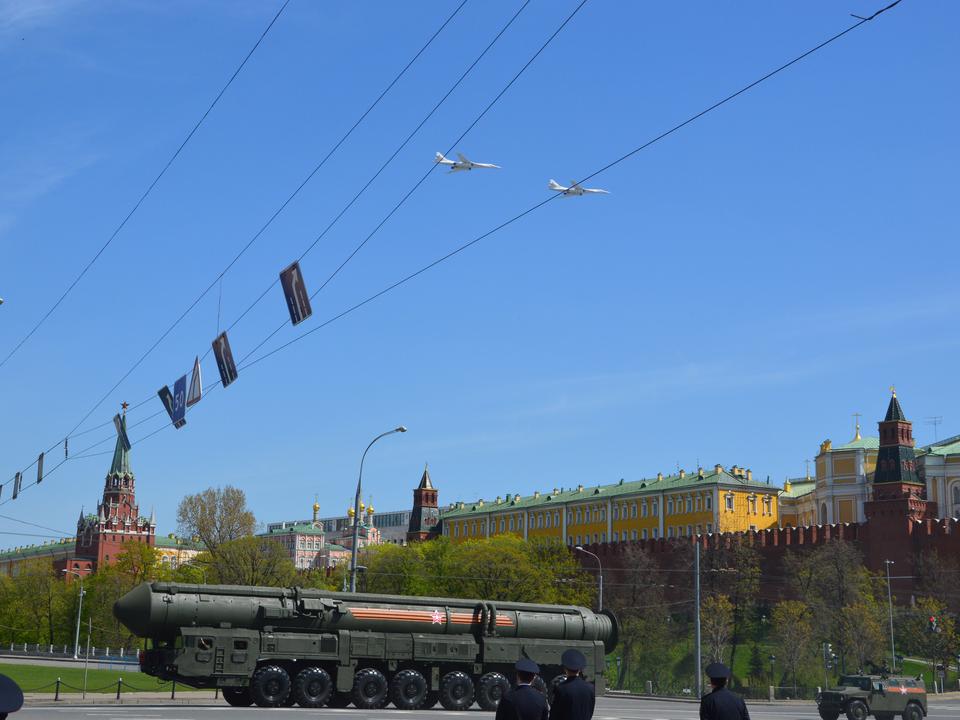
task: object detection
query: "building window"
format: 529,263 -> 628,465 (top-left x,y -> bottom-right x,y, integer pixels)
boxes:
585,508 -> 591,523
687,524 -> 693,536
686,498 -> 692,513
706,495 -> 712,511
545,513 -> 551,529
641,501 -> 648,518
696,496 -> 702,511
641,529 -> 647,540
600,508 -> 606,522
667,527 -> 674,538
612,531 -> 618,542
576,535 -> 582,545
748,496 -> 757,514
613,506 -> 619,521
652,528 -> 659,539
725,494 -> 734,511
554,511 -> 560,527
652,500 -> 659,517
749,524 -> 758,532
509,517 -> 515,532
576,509 -> 582,524
707,523 -> 713,533
632,503 -> 638,518
600,532 -> 606,543
568,536 -> 573,545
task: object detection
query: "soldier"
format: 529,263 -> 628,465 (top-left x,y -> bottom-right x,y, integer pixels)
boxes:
700,662 -> 750,720
0,673 -> 23,719
496,659 -> 549,720
549,649 -> 596,720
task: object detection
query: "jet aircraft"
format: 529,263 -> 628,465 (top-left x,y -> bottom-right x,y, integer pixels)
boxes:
547,179 -> 610,196
435,152 -> 501,172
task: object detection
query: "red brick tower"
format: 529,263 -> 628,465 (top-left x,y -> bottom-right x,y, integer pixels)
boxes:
75,412 -> 155,570
407,465 -> 439,542
862,390 -> 936,585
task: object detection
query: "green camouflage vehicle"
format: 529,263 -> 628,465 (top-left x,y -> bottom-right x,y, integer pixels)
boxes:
816,675 -> 927,720
114,582 -> 617,711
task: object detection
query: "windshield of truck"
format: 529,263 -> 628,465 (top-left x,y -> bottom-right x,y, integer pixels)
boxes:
839,677 -> 870,691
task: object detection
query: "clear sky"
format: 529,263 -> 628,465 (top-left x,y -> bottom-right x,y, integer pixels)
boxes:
1,1 -> 957,544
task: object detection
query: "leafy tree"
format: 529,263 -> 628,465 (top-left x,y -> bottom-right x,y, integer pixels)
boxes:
840,598 -> 887,672
772,600 -> 814,692
915,550 -> 960,611
748,643 -> 766,686
13,558 -> 68,644
701,594 -> 734,664
902,597 -> 957,685
176,486 -> 255,554
204,537 -> 296,587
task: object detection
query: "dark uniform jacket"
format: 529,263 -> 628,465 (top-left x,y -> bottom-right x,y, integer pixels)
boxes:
699,686 -> 750,720
496,684 -> 549,720
549,675 -> 595,720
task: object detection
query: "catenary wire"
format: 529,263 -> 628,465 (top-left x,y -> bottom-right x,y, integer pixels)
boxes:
0,0 -> 292,373
0,0 -> 472,492
236,0 -> 590,365
0,0 -> 904,506
60,0 -> 472,442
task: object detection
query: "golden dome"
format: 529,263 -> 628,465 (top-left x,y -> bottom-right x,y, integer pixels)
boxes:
347,507 -> 355,517
313,501 -> 320,512
367,506 -> 375,515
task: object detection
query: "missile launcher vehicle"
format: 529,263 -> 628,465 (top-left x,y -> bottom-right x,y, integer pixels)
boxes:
114,582 -> 618,711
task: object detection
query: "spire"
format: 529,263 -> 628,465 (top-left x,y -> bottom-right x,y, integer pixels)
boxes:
884,388 -> 906,422
419,463 -> 433,490
109,413 -> 132,477
149,507 -> 156,526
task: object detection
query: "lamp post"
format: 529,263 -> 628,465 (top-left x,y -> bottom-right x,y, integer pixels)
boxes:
62,569 -> 85,659
349,426 -> 406,592
884,559 -> 896,670
575,546 -> 603,611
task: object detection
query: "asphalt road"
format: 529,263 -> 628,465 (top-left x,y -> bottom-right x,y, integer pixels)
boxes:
19,696 -> 960,720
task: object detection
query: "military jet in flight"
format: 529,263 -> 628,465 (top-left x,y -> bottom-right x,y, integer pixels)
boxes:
435,152 -> 501,172
548,179 -> 610,197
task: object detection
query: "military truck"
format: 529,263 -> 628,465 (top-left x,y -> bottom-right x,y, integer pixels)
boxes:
114,582 -> 618,710
816,675 -> 926,720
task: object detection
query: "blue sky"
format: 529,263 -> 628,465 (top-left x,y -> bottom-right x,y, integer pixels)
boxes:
1,1 -> 957,543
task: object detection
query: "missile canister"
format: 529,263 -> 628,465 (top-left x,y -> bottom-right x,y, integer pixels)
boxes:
115,582 -> 618,713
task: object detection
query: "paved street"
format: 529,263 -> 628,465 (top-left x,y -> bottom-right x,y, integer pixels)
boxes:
18,695 -> 960,720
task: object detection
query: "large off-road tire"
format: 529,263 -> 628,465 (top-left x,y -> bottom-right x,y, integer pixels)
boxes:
327,691 -> 353,708
422,690 -> 440,709
903,703 -> 923,720
391,668 -> 429,710
222,686 -> 253,707
352,667 -> 389,709
439,670 -> 476,711
846,700 -> 869,720
477,672 -> 510,711
250,665 -> 291,708
293,666 -> 333,708
819,710 -> 840,720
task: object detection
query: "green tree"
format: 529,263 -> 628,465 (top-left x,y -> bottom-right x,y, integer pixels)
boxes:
772,600 -> 814,692
176,485 -> 256,554
701,594 -> 734,664
748,643 -> 765,686
14,558 -> 67,644
204,536 -> 296,586
903,598 -> 957,685
840,598 -> 887,672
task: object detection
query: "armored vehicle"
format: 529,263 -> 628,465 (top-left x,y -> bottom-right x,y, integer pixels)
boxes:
816,675 -> 926,720
114,582 -> 617,711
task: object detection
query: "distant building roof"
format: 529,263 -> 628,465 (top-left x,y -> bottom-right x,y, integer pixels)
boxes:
832,436 -> 880,451
782,479 -> 816,499
440,466 -> 775,519
0,538 -> 76,561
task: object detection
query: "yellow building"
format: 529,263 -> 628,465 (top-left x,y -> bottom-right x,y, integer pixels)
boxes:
154,534 -> 204,570
440,464 -> 779,544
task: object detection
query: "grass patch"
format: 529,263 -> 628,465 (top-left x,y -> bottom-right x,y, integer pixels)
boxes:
0,662 -> 199,693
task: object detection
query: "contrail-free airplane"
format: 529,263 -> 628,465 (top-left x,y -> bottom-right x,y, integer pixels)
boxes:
548,179 -> 610,196
435,152 -> 501,172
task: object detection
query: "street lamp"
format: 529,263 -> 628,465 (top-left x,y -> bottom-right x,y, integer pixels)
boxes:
62,569 -> 85,659
575,546 -> 603,611
769,654 -> 776,684
349,426 -> 406,592
884,559 -> 896,670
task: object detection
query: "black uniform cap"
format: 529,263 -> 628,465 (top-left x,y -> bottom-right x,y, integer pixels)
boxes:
516,658 -> 540,674
0,673 -> 24,714
561,649 -> 587,671
705,662 -> 731,680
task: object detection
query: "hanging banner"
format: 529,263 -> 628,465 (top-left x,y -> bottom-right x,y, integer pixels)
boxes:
186,355 -> 202,407
212,331 -> 238,388
113,414 -> 132,451
37,453 -> 44,484
158,385 -> 186,429
279,261 -> 313,326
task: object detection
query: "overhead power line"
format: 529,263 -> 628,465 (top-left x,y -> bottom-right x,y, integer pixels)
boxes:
0,0 -> 292,373
0,0 -> 904,507
61,0 -> 472,441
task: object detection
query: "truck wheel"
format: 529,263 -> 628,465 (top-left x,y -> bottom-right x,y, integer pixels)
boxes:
250,665 -> 291,708
818,710 -> 840,720
422,691 -> 440,709
439,670 -> 475,711
477,672 -> 510,710
391,669 -> 428,710
903,704 -> 923,720
327,691 -> 352,708
222,687 -> 253,707
846,700 -> 869,720
352,667 -> 389,709
293,666 -> 333,708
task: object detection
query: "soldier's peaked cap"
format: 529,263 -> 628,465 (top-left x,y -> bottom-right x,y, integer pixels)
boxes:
705,662 -> 731,679
561,649 -> 587,670
515,658 -> 540,674
0,673 -> 24,714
